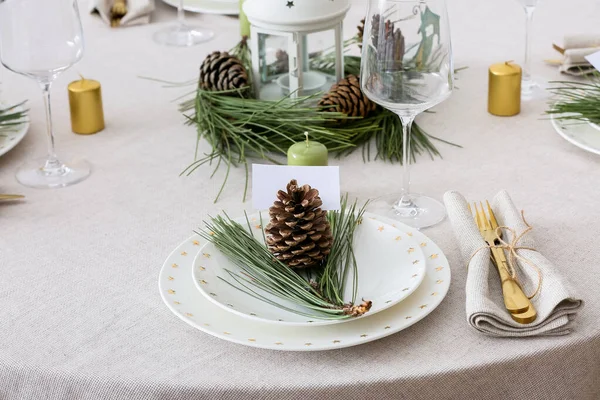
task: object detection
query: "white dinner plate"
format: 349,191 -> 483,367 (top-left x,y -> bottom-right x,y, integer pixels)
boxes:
160,0 -> 238,15
191,213 -> 427,326
551,113 -> 600,156
158,214 -> 451,351
0,103 -> 29,158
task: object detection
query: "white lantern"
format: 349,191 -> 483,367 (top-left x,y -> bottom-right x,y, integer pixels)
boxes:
243,0 -> 351,100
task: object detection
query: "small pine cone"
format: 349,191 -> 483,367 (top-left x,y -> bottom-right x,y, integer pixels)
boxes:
357,18 -> 365,50
199,51 -> 249,92
265,180 -> 332,269
318,74 -> 377,118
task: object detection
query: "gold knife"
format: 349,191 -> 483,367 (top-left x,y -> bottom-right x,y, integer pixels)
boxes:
485,201 -> 537,324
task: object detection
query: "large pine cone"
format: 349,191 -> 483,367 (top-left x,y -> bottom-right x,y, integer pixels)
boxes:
199,51 -> 248,92
265,180 -> 332,269
318,74 -> 376,118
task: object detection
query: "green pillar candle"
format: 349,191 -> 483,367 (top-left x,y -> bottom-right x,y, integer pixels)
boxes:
287,133 -> 329,166
239,0 -> 250,38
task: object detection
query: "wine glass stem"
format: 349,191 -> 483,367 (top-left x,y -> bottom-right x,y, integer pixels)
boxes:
40,82 -> 60,169
177,0 -> 185,28
399,114 -> 415,205
523,6 -> 535,85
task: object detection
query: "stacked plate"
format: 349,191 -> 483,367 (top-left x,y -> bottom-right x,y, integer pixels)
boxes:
158,212 -> 451,351
160,0 -> 238,15
0,102 -> 29,158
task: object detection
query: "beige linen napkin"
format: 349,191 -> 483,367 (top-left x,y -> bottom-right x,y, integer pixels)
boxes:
554,34 -> 600,76
89,0 -> 155,27
444,190 -> 583,337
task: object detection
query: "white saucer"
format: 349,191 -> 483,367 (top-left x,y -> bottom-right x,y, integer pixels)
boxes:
160,0 -> 238,15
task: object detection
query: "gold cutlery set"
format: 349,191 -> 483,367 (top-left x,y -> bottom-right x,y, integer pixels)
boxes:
111,0 -> 128,27
0,194 -> 24,201
471,201 -> 537,324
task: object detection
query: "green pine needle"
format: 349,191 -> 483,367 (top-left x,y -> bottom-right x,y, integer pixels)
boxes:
197,197 -> 369,321
546,73 -> 600,124
0,101 -> 28,135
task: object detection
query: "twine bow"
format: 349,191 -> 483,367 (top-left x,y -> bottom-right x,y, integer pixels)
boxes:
469,211 -> 543,299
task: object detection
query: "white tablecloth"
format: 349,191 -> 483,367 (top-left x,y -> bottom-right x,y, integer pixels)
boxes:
1,0 -> 600,399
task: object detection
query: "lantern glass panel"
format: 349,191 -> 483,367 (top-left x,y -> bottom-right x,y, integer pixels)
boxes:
301,29 -> 338,95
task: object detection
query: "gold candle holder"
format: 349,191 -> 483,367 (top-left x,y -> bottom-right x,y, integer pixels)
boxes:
68,77 -> 105,134
488,61 -> 522,117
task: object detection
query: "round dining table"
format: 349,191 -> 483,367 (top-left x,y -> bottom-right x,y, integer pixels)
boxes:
1,0 -> 599,398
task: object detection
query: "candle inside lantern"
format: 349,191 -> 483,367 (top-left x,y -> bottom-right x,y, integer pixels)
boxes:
239,0 -> 250,37
68,76 -> 105,135
488,61 -> 522,116
287,133 -> 328,166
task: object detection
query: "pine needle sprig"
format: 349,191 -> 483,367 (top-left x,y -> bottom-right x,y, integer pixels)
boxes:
198,199 -> 371,320
546,74 -> 600,124
0,101 -> 28,135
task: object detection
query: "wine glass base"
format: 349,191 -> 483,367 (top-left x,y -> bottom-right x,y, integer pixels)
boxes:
367,193 -> 446,230
16,157 -> 91,189
153,24 -> 214,47
521,77 -> 548,101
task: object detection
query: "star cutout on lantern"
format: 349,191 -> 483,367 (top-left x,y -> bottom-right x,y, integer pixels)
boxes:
286,1 -> 294,8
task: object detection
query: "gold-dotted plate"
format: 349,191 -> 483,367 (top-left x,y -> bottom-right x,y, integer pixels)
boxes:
191,212 -> 427,326
158,214 -> 451,351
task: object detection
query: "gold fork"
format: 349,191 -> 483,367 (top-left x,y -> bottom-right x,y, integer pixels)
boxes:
471,201 -> 537,324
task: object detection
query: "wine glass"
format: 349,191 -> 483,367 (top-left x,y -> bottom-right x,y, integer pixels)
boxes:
0,0 -> 91,189
516,0 -> 544,100
153,0 -> 214,46
361,0 -> 454,229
